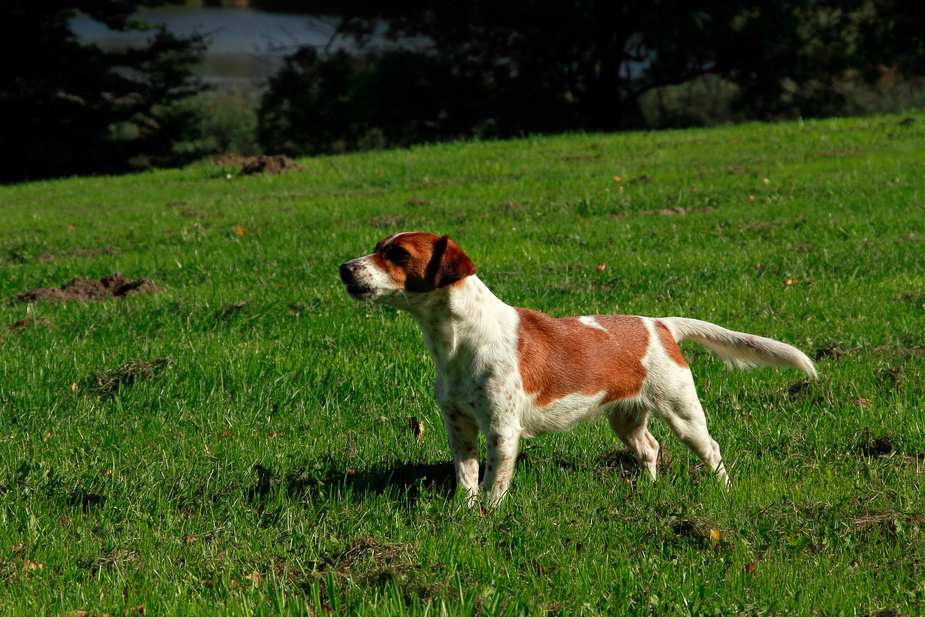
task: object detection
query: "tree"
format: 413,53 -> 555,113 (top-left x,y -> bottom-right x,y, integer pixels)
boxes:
0,0 -> 207,183
260,0 -> 924,155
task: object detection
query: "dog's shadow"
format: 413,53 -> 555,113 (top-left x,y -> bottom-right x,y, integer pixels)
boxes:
248,449 -> 644,507
247,459 -> 464,507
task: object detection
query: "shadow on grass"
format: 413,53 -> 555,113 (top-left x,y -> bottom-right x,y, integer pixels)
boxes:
246,459 -> 465,507
247,449 -> 648,508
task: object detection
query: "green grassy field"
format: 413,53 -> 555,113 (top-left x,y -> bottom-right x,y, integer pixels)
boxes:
1,112 -> 924,616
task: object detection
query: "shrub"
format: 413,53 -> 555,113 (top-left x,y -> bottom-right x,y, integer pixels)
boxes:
122,90 -> 262,171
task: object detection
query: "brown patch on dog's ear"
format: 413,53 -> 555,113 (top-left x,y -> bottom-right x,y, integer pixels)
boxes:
431,236 -> 476,289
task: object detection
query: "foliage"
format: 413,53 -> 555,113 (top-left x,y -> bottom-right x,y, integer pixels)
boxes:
0,0 -> 208,183
641,73 -> 925,130
1,111 -> 924,615
259,0 -> 925,154
259,47 -> 493,157
131,90 -> 262,169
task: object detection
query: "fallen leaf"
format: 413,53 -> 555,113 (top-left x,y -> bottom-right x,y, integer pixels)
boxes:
246,570 -> 262,587
236,225 -> 246,238
11,543 -> 24,554
785,278 -> 793,286
710,529 -> 724,550
745,563 -> 757,574
747,195 -> 756,201
852,398 -> 872,408
408,417 -> 425,440
762,177 -> 770,184
596,262 -> 607,272
22,559 -> 44,571
613,176 -> 623,182
71,382 -> 79,392
184,534 -> 197,544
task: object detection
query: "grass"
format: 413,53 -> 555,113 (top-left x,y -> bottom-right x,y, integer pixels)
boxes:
1,111 -> 924,616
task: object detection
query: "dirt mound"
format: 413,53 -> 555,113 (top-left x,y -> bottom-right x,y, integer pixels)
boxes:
13,275 -> 161,304
215,154 -> 304,175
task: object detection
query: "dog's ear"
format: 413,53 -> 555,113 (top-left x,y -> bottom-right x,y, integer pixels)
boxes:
432,236 -> 476,288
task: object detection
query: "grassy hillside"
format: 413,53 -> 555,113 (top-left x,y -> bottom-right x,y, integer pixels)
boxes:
1,112 -> 924,616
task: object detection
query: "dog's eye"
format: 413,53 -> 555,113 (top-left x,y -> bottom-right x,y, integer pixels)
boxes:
385,246 -> 410,262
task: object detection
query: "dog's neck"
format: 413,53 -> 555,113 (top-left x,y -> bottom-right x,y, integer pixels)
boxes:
404,275 -> 517,382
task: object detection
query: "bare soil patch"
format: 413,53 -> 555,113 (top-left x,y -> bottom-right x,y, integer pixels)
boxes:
7,317 -> 53,331
83,357 -> 173,396
814,341 -> 850,360
668,515 -> 724,549
216,154 -> 304,175
858,429 -> 894,457
327,536 -> 414,573
560,154 -> 599,162
610,205 -> 716,220
369,215 -> 405,228
405,197 -> 433,206
38,247 -> 116,262
861,609 -> 909,617
13,275 -> 161,304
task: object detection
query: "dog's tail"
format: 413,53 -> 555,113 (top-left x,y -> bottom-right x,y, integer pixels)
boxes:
658,317 -> 817,379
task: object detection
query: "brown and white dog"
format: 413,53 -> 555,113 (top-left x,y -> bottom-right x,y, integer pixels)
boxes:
339,232 -> 817,504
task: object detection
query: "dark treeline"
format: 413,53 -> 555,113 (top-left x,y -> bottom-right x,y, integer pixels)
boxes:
2,0 -> 924,183
260,0 -> 925,155
1,0 -> 209,184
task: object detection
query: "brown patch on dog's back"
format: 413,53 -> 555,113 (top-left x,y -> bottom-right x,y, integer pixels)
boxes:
516,310 -> 649,406
655,320 -> 689,368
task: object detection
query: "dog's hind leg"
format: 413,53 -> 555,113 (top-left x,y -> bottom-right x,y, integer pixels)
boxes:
651,373 -> 729,485
607,408 -> 660,481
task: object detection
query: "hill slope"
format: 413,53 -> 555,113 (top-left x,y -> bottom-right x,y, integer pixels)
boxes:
1,113 -> 924,615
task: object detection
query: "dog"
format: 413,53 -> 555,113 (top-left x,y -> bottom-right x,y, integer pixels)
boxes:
339,232 -> 817,504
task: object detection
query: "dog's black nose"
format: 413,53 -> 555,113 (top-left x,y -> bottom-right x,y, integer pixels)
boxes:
339,263 -> 354,284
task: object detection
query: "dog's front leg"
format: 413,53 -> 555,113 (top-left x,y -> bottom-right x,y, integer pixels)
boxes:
439,402 -> 480,505
482,426 -> 520,505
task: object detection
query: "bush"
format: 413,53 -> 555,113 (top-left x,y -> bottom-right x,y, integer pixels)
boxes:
257,48 -> 503,157
639,71 -> 925,130
121,90 -> 262,171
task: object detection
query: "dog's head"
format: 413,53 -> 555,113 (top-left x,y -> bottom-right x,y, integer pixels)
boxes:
339,232 -> 476,307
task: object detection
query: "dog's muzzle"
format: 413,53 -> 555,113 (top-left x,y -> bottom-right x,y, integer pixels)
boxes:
339,262 -> 376,300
